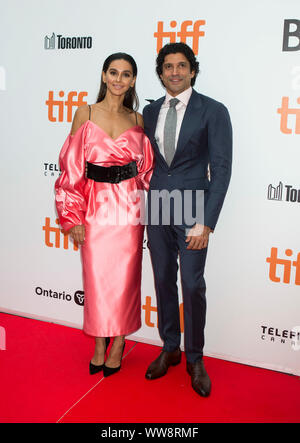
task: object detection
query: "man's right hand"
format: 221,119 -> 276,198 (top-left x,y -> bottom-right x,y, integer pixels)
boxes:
69,224 -> 85,245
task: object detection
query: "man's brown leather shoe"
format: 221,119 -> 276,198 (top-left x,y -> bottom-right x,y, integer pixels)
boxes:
186,360 -> 211,397
145,349 -> 181,380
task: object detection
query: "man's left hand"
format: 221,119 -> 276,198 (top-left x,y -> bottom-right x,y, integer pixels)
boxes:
185,224 -> 212,250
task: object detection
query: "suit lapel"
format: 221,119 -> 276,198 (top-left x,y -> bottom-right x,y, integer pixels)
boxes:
148,90 -> 203,168
170,89 -> 202,167
148,96 -> 165,163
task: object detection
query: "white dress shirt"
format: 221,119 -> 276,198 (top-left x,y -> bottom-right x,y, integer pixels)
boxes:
155,86 -> 193,160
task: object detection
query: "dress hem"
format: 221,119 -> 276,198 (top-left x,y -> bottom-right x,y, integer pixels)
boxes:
82,322 -> 141,338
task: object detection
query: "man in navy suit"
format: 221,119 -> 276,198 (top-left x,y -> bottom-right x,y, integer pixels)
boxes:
143,42 -> 232,397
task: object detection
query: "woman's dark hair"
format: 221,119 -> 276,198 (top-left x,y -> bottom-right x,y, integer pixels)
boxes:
156,42 -> 200,87
96,52 -> 139,111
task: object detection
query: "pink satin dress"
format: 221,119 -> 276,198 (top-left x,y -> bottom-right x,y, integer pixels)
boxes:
55,120 -> 154,337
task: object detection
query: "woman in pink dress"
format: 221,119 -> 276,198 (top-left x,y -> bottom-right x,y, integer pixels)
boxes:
55,53 -> 154,377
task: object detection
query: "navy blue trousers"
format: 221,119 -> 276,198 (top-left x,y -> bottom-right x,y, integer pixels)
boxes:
147,221 -> 208,364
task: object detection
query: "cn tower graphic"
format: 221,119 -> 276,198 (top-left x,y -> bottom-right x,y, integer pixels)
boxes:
44,33 -> 55,49
267,182 -> 283,200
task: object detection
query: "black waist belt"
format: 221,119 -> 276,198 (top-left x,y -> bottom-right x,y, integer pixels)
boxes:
86,161 -> 138,184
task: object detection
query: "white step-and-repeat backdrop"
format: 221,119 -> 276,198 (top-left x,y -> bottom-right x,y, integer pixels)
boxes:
1,0 -> 299,375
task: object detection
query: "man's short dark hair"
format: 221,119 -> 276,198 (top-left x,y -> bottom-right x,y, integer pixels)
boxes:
156,42 -> 200,87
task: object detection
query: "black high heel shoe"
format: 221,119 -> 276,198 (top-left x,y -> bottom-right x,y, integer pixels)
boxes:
89,337 -> 110,375
103,341 -> 125,377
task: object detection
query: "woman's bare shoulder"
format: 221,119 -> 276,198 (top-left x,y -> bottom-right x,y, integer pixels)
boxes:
135,111 -> 144,129
70,105 -> 90,135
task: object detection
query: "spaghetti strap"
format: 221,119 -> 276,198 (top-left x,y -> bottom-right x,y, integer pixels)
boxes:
88,104 -> 91,121
135,111 -> 138,125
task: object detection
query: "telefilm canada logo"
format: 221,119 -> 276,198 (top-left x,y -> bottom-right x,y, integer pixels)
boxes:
43,162 -> 61,177
260,325 -> 300,350
34,286 -> 84,306
267,182 -> 300,203
44,32 -> 92,50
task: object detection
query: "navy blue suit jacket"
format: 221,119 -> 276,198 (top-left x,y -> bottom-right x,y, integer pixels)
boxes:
143,88 -> 232,230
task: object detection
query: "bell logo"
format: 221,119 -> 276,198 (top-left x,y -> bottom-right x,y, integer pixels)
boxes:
45,90 -> 88,122
277,97 -> 300,134
266,247 -> 300,285
282,19 -> 300,52
154,20 -> 205,54
43,217 -> 78,251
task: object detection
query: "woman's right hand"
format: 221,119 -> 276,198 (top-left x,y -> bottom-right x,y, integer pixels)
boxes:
69,224 -> 85,245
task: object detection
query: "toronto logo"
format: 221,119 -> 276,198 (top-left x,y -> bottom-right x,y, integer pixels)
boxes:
267,182 -> 300,203
267,182 -> 283,201
44,33 -> 92,50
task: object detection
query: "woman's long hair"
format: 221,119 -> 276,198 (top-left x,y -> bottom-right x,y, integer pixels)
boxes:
96,53 -> 139,111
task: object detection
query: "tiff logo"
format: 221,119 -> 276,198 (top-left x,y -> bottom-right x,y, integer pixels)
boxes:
143,296 -> 184,332
266,247 -> 300,285
43,217 -> 79,250
277,97 -> 300,134
45,91 -> 88,122
154,20 -> 205,54
0,326 -> 6,350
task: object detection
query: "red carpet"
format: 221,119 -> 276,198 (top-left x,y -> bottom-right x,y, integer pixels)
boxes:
0,312 -> 299,423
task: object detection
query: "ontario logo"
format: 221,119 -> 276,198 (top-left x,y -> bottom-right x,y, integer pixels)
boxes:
154,20 -> 206,54
34,286 -> 84,306
44,32 -> 92,50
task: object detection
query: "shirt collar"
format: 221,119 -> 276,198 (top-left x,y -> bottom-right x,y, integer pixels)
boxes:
164,86 -> 193,107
